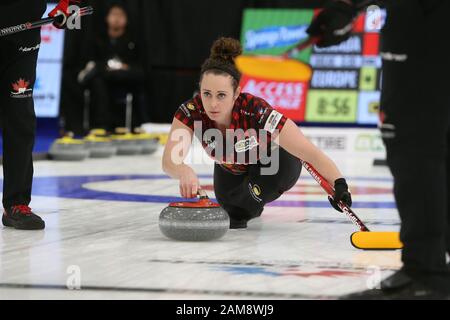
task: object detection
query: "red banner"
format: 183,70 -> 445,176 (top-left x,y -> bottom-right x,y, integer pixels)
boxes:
240,74 -> 308,122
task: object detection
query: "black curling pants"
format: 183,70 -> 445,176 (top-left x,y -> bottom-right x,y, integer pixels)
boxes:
381,49 -> 450,273
213,147 -> 302,224
0,1 -> 46,208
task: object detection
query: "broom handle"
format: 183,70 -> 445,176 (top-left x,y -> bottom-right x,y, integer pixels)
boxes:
300,160 -> 370,232
0,6 -> 94,37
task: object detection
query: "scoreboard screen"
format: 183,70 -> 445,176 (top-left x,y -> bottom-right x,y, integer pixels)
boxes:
240,8 -> 386,126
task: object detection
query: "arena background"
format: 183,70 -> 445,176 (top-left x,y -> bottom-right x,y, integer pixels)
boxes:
4,0 -> 387,162
60,0 -> 326,134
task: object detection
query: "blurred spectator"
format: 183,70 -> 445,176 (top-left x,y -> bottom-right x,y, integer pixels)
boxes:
78,3 -> 146,132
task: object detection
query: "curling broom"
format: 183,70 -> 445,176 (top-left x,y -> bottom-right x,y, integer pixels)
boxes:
301,161 -> 402,250
0,6 -> 94,37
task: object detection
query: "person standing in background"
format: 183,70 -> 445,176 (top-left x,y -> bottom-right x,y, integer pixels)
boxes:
0,0 -> 80,230
78,3 -> 145,132
306,0 -> 450,299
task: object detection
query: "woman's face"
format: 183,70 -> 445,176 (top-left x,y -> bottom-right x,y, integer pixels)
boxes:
106,7 -> 128,30
200,72 -> 240,125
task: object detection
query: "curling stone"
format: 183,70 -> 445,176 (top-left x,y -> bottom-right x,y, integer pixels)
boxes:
159,190 -> 229,241
111,127 -> 142,155
133,128 -> 159,155
84,133 -> 117,158
49,133 -> 90,161
89,128 -> 108,136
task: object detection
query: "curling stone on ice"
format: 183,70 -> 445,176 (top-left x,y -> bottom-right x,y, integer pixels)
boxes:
84,129 -> 117,158
133,127 -> 159,155
111,127 -> 142,155
49,133 -> 90,161
159,190 -> 229,241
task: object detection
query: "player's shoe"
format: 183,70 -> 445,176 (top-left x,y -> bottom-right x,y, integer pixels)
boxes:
2,205 -> 45,230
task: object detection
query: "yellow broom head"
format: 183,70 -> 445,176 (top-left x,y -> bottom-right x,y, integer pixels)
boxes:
351,231 -> 403,250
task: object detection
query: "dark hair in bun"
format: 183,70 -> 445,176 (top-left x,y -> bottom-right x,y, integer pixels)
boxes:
209,37 -> 242,62
200,37 -> 242,91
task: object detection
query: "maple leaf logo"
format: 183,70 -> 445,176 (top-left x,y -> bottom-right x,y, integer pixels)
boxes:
11,78 -> 30,94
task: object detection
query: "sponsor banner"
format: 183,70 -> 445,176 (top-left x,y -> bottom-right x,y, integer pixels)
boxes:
244,25 -> 308,51
354,131 -> 385,154
312,36 -> 363,54
361,56 -> 382,68
241,9 -> 314,62
357,91 -> 380,125
310,54 -> 363,69
305,134 -> 347,151
310,69 -> 359,89
140,124 -> 386,160
305,90 -> 358,123
310,55 -> 382,69
301,127 -> 386,159
240,74 -> 308,122
240,8 -> 385,126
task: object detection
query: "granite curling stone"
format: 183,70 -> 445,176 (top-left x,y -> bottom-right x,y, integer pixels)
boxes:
159,191 -> 229,241
49,134 -> 89,161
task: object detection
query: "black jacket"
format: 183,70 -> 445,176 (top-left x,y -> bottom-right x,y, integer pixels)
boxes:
0,0 -> 47,28
93,33 -> 141,70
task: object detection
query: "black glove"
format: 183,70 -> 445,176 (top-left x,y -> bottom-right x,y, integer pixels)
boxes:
306,0 -> 358,48
328,178 -> 352,212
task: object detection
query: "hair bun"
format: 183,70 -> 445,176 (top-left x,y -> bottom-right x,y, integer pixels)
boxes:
210,37 -> 242,63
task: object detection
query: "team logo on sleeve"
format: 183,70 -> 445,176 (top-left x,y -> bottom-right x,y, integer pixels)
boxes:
10,78 -> 33,98
263,110 -> 283,133
180,104 -> 191,117
235,136 -> 258,153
